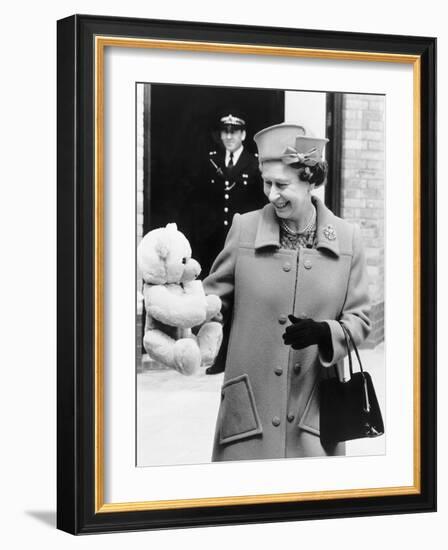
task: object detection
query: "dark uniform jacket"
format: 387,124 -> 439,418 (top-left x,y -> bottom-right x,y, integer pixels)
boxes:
188,147 -> 265,277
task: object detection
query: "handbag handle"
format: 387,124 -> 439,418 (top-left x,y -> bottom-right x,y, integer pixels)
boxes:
339,322 -> 371,413
340,322 -> 365,375
339,323 -> 354,378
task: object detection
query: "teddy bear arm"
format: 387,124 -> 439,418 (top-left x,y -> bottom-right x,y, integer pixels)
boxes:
147,285 -> 207,328
182,281 -> 222,322
204,294 -> 222,321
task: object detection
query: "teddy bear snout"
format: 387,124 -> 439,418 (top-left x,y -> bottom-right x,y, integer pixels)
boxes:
181,258 -> 202,283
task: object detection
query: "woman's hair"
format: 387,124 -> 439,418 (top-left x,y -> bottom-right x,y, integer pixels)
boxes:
294,161 -> 328,187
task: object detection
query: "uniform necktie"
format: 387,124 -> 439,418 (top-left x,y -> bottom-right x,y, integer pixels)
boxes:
228,152 -> 234,169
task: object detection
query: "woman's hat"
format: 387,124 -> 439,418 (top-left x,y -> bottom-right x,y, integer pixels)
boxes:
254,123 -> 328,165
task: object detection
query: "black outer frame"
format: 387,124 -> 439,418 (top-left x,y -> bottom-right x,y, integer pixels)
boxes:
57,14 -> 436,535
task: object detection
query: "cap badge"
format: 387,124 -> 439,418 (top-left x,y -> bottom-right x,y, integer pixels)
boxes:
323,224 -> 336,241
220,114 -> 245,126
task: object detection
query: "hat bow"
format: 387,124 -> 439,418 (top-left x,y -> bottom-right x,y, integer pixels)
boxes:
281,145 -> 319,167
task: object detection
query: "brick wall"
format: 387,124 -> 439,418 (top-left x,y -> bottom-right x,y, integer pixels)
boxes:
136,84 -> 145,370
340,94 -> 385,348
136,85 -> 173,372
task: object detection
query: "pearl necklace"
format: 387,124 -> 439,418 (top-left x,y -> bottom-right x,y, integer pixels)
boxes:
280,205 -> 316,235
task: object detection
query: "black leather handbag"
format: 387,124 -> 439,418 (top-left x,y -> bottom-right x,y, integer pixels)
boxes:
319,323 -> 384,446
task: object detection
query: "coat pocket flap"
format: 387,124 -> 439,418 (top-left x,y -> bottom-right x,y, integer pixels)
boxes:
219,374 -> 263,445
297,380 -> 320,436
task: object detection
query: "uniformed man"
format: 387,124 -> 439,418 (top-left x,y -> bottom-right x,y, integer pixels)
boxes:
188,113 -> 266,374
197,113 -> 265,271
209,114 -> 264,227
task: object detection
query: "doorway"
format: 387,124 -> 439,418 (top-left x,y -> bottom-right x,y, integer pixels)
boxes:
143,83 -> 285,235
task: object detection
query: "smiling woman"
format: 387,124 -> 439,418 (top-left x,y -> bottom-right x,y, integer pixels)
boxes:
259,129 -> 328,240
203,123 -> 371,461
262,163 -> 317,235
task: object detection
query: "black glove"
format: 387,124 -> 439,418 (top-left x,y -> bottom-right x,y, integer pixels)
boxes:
282,315 -> 331,350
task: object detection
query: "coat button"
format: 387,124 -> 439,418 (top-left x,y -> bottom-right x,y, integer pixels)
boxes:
294,363 -> 302,374
287,413 -> 295,422
304,259 -> 312,269
272,416 -> 281,427
278,315 -> 287,325
224,194 -> 229,200
274,367 -> 283,376
282,262 -> 292,272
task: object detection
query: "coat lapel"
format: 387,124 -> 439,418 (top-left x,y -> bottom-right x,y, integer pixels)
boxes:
254,197 -> 340,257
254,204 -> 281,249
233,149 -> 250,174
225,148 -> 250,179
313,198 -> 340,257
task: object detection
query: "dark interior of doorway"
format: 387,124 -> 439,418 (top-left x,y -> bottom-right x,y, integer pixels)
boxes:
143,83 -> 285,234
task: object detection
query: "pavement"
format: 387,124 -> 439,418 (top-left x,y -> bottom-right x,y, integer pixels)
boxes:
137,344 -> 385,467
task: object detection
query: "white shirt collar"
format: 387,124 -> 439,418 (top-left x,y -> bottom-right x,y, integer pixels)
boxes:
225,145 -> 244,166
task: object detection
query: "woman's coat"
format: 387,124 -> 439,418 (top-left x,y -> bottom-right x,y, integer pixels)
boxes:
203,197 -> 371,462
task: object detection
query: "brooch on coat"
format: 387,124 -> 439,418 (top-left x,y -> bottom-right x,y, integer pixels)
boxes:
323,224 -> 337,241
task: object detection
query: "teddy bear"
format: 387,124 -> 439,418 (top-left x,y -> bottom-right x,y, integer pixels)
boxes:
137,223 -> 223,375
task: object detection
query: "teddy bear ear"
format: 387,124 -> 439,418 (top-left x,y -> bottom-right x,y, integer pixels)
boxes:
165,222 -> 178,232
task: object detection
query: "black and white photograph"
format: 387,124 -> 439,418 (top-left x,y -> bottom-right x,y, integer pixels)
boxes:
136,83 -> 386,466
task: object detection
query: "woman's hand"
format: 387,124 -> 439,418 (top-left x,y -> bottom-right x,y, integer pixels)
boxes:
282,315 -> 331,350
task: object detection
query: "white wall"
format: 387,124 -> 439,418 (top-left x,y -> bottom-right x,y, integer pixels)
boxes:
0,1 -> 444,548
285,91 -> 327,139
285,90 -> 327,202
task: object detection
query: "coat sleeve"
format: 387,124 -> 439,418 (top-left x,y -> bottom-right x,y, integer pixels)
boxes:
319,223 -> 372,366
202,213 -> 241,325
